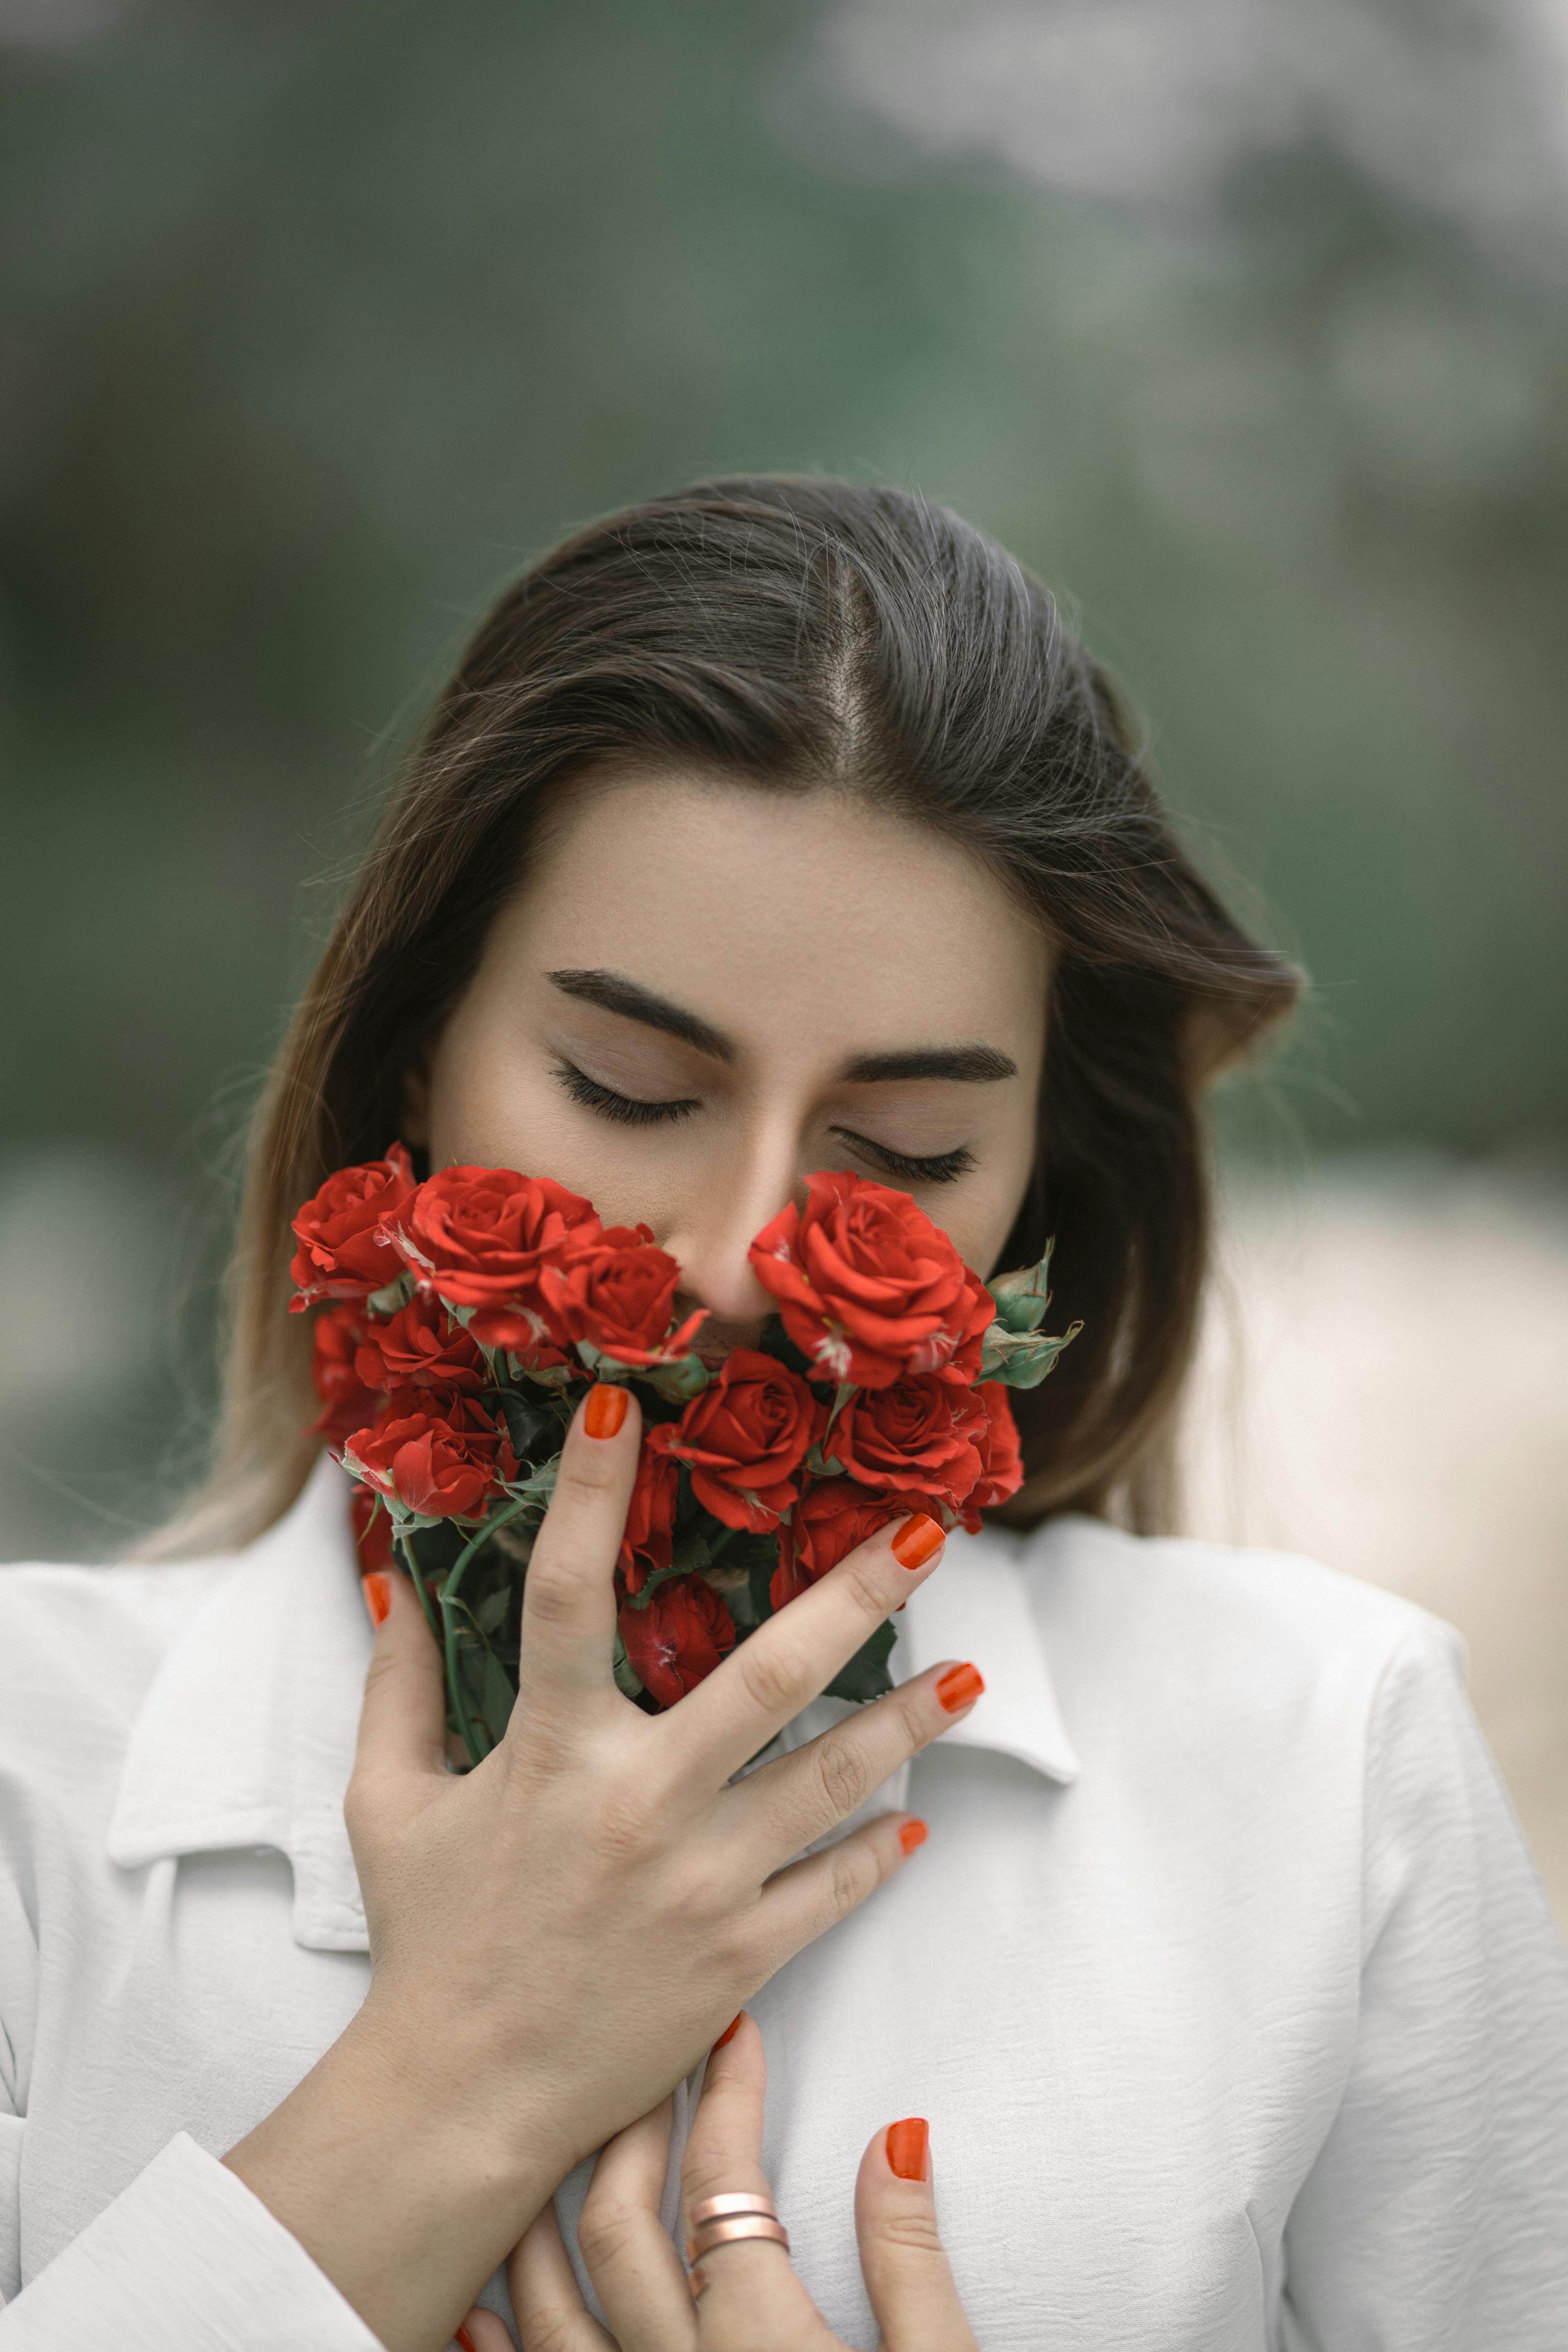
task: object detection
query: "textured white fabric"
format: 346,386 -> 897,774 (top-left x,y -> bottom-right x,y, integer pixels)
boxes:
0,2129 -> 382,2349
1,1452 -> 1566,2349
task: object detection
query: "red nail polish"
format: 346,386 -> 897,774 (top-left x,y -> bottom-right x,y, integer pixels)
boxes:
891,1512 -> 945,1570
886,2117 -> 930,2181
584,1382 -> 628,1440
936,1661 -> 984,1714
899,1818 -> 928,1857
713,2012 -> 745,2050
361,1571 -> 392,1629
455,2326 -> 478,2352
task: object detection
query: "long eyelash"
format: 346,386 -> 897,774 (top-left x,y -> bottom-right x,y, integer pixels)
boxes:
832,1129 -> 977,1186
551,1060 -> 700,1129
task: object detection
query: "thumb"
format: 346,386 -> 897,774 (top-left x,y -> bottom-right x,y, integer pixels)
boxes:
350,1565 -> 450,1797
853,2118 -> 978,2352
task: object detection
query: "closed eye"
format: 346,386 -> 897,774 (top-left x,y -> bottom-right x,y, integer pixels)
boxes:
830,1128 -> 976,1186
551,1059 -> 700,1128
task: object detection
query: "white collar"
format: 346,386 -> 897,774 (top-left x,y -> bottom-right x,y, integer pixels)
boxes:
107,1453 -> 1078,1953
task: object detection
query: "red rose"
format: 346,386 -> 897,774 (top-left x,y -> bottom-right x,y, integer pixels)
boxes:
649,1349 -> 818,1532
289,1143 -> 417,1309
829,1372 -> 986,1514
933,1266 -> 999,1388
618,1434 -> 681,1594
349,1481 -> 396,1573
354,1291 -> 486,1395
771,1478 -> 901,1610
344,1394 -> 517,1521
539,1226 -> 705,1367
309,1303 -> 383,1448
749,1171 -> 993,1388
392,1166 -> 600,1347
958,1383 -> 1025,1529
619,1575 -> 735,1707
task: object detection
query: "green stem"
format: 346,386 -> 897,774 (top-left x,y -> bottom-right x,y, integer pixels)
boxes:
440,1497 -> 530,1768
393,1522 -> 443,1646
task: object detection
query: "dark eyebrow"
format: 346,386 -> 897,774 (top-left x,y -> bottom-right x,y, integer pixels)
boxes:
837,1044 -> 1018,1085
546,968 -> 735,1062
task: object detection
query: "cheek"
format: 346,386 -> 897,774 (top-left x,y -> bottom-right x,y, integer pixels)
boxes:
946,1128 -> 1036,1277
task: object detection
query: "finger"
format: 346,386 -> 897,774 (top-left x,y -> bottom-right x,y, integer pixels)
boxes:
670,1510 -> 949,1783
506,2197 -> 616,2352
751,1808 -> 928,1975
577,2098 -> 694,2352
515,1382 -> 642,1722
681,2015 -> 819,2334
854,2118 -> 979,2352
453,2310 -> 515,2352
345,1563 -> 448,1825
724,1659 -> 983,1866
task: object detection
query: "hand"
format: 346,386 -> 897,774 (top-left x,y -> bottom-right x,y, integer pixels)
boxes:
224,1385 -> 980,2352
456,2011 -> 980,2352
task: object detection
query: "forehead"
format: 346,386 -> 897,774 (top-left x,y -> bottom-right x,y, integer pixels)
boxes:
494,771 -> 1051,1066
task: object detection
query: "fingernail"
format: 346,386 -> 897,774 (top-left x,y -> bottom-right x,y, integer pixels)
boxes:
899,1818 -> 928,1857
361,1571 -> 392,1629
936,1661 -> 985,1714
584,1382 -> 629,1440
891,1511 -> 945,1570
713,2012 -> 745,2050
886,2117 -> 929,2181
455,2326 -> 478,2352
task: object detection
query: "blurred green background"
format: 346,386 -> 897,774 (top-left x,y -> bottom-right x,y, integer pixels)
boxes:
3,0 -> 1567,1559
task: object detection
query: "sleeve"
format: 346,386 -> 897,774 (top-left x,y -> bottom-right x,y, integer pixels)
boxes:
1280,1619 -> 1568,2351
0,2132 -> 389,2351
0,1810 -> 381,2350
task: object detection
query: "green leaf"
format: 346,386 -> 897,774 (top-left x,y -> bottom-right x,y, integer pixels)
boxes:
825,1616 -> 897,1704
500,1457 -> 561,1518
612,1634 -> 646,1699
821,1381 -> 857,1438
670,1525 -> 713,1577
474,1586 -> 512,1636
804,1440 -> 845,1479
640,1351 -> 711,1404
364,1272 -> 415,1317
753,1319 -> 814,1380
491,1387 -> 560,1464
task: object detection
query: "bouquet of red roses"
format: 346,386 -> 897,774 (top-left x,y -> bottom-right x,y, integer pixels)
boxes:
291,1150 -> 1081,1766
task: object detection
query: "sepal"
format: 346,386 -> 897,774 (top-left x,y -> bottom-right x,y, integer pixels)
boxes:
985,1239 -> 1057,1333
978,1318 -> 1084,1387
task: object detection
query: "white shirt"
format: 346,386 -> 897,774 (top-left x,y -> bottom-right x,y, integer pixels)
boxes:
1,1455 -> 1566,2351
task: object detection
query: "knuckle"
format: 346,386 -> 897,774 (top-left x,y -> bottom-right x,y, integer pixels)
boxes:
873,2208 -> 949,2257
554,1443 -> 624,1504
812,1733 -> 871,1824
737,1631 -> 811,1721
520,1554 -> 589,1631
516,2306 -> 579,2352
587,1786 -> 662,1869
838,1550 -> 891,1622
827,1837 -> 876,1921
575,2189 -> 641,2271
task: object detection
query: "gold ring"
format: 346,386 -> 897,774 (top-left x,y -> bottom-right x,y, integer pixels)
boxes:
685,2214 -> 791,2264
688,2191 -> 779,2227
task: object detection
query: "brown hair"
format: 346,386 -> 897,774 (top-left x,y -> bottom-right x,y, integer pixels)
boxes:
177,477 -> 1300,1555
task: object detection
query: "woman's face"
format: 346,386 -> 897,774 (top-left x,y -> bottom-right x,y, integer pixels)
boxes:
409,774 -> 1050,1359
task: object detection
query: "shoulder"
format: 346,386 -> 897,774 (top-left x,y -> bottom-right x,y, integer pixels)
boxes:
1020,1512 -> 1464,1762
0,1553 -> 228,1758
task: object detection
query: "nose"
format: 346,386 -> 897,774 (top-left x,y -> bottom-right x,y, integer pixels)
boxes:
661,1132 -> 800,1331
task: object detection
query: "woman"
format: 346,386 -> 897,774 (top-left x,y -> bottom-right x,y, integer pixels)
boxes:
1,479 -> 1564,2352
